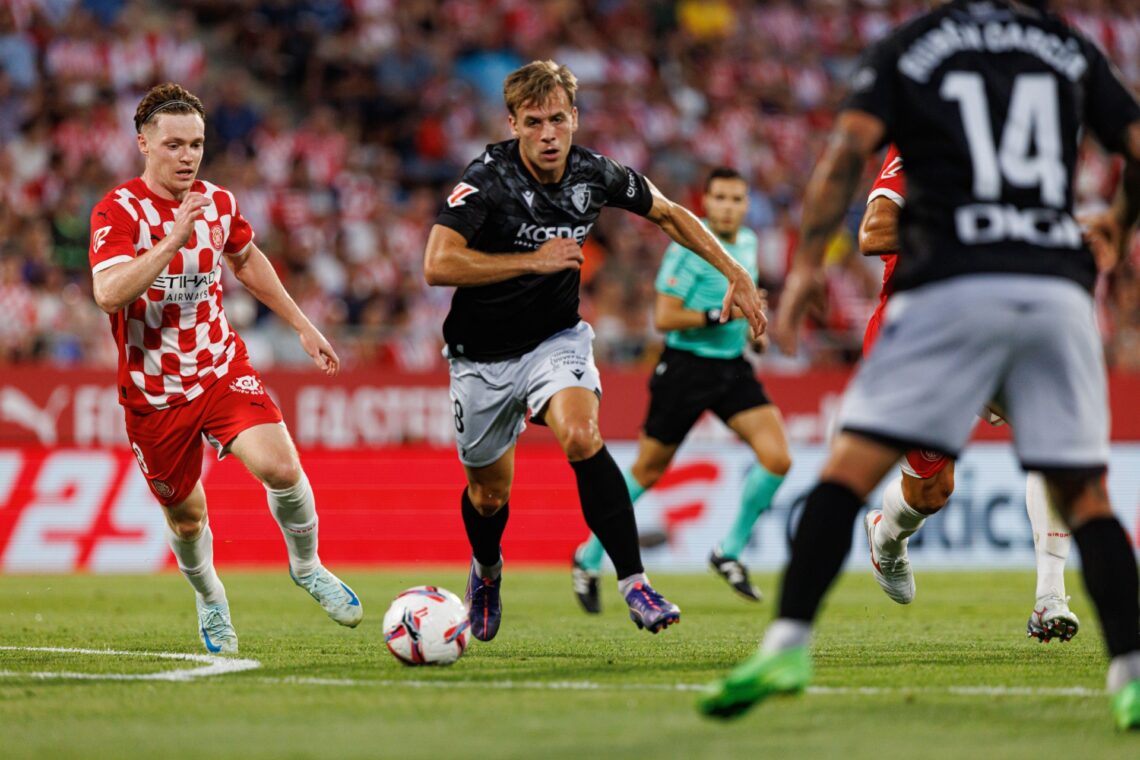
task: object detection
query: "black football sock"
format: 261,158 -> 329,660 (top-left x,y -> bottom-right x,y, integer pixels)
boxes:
1073,517 -> 1140,657
778,481 -> 865,622
570,446 -> 644,579
461,488 -> 508,570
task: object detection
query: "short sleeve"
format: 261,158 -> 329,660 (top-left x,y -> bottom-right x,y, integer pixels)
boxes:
89,198 -> 138,274
435,162 -> 499,243
224,193 -> 254,255
841,37 -> 898,142
655,243 -> 695,298
1082,41 -> 1140,155
867,144 -> 906,208
598,155 -> 653,216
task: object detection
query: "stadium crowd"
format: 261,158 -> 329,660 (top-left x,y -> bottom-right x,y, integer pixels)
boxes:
2,0 -> 1140,371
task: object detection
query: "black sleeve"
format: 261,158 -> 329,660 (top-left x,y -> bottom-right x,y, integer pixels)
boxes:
598,155 -> 653,216
1081,40 -> 1140,155
434,161 -> 501,243
841,36 -> 899,145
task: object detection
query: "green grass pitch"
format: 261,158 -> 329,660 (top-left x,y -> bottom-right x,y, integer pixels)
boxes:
1,569 -> 1136,759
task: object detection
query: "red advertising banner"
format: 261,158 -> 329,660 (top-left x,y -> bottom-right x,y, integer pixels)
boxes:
0,445 -> 587,571
4,365 -> 1140,448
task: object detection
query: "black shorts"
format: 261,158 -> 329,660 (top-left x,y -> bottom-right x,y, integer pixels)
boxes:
642,347 -> 771,445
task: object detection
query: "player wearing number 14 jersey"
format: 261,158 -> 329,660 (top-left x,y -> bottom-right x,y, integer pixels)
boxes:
859,145 -> 1079,643
705,0 -> 1140,729
89,83 -> 362,654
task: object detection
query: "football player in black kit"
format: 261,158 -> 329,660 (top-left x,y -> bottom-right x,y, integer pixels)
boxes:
699,0 -> 1140,730
424,60 -> 765,642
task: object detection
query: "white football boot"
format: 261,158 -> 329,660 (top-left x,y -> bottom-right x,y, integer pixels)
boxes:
864,509 -> 915,604
1026,594 -> 1080,643
196,597 -> 238,654
291,566 -> 364,627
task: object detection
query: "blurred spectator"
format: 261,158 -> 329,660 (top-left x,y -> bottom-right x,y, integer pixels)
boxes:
1,0 -> 1139,374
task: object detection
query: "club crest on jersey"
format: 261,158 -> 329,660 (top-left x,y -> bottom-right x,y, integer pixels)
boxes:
150,479 -> 173,498
229,374 -> 264,395
570,183 -> 591,214
210,223 -> 225,251
447,182 -> 479,208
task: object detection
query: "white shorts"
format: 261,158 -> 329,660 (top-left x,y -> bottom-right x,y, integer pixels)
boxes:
839,275 -> 1108,473
446,320 -> 602,468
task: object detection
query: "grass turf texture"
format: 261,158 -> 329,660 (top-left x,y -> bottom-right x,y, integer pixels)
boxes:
1,569 -> 1136,759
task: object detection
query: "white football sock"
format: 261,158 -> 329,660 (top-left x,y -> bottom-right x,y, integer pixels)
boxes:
1026,472 -> 1070,600
267,472 -> 320,577
877,476 -> 926,552
617,572 -> 649,597
760,618 -> 812,654
166,521 -> 227,605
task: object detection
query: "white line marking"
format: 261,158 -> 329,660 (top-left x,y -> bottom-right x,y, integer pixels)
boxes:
260,676 -> 1105,698
0,646 -> 261,681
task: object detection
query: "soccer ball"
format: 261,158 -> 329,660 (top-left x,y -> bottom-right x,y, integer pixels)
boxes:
382,586 -> 470,666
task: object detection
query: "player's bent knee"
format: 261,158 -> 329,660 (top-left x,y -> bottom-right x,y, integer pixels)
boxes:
763,452 -> 792,478
259,461 -> 303,491
469,490 -> 509,517
167,515 -> 206,541
559,426 -> 603,462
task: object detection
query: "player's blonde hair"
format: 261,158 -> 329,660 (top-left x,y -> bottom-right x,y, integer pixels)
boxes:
134,82 -> 206,133
503,60 -> 578,116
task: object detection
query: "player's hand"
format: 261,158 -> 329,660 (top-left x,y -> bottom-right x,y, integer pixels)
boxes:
299,326 -> 340,376
772,265 -> 826,356
169,192 -> 211,248
532,237 -> 584,274
721,269 -> 766,339
1079,210 -> 1126,272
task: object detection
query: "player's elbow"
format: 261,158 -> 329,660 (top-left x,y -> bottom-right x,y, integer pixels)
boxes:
92,281 -> 122,314
423,259 -> 447,287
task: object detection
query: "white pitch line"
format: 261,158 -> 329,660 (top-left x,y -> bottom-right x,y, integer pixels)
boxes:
260,676 -> 1105,698
0,646 -> 261,681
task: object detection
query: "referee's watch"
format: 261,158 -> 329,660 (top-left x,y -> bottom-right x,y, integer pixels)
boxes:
704,308 -> 723,326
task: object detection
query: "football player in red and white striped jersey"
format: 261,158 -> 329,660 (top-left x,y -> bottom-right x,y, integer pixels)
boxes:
858,146 -> 1078,643
89,83 -> 362,654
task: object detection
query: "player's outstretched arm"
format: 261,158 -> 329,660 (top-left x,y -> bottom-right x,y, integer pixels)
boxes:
225,242 -> 339,375
92,192 -> 210,313
858,196 -> 900,255
643,181 -> 766,337
772,110 -> 884,356
423,225 -> 583,287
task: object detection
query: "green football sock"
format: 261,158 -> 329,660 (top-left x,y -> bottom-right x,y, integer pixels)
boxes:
576,469 -> 647,572
718,464 -> 784,560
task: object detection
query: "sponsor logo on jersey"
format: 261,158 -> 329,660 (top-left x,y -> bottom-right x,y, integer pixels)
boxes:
955,204 -> 1082,248
570,183 -> 591,214
625,170 -> 638,198
447,182 -> 479,208
514,222 -> 594,246
152,270 -> 218,304
229,374 -> 264,395
210,223 -> 225,251
522,190 -> 535,208
150,479 -> 173,498
92,226 -> 112,252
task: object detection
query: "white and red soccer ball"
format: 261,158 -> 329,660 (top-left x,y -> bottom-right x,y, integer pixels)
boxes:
382,586 -> 470,666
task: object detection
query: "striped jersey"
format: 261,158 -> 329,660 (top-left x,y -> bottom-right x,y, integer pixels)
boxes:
88,178 -> 254,412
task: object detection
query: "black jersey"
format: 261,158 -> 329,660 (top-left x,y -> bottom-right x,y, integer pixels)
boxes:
844,0 -> 1140,294
434,140 -> 653,361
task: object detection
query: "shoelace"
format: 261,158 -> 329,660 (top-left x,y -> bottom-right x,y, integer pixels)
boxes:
200,606 -> 231,638
301,570 -> 349,607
